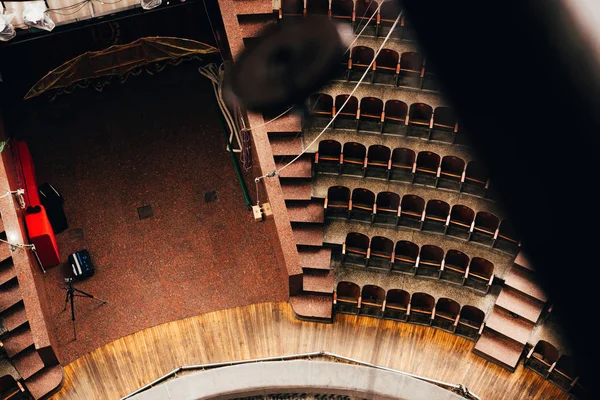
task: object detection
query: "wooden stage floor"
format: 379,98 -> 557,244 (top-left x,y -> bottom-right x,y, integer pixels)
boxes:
51,302 -> 570,400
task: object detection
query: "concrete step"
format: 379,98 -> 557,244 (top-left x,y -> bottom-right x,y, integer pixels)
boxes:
303,269 -> 334,294
292,223 -> 324,246
290,294 -> 333,322
1,302 -> 29,332
513,251 -> 534,271
3,324 -> 34,358
0,260 -> 16,286
275,156 -> 312,178
25,364 -> 64,400
269,135 -> 303,156
496,286 -> 545,323
484,307 -> 534,345
0,279 -> 23,313
473,327 -> 524,372
286,201 -> 324,223
12,346 -> 45,380
0,243 -> 11,263
234,0 -> 274,15
504,265 -> 547,302
264,112 -> 303,132
280,180 -> 312,201
298,246 -> 332,270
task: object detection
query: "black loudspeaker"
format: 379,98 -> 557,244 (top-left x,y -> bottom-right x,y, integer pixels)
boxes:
68,249 -> 95,280
39,182 -> 68,233
228,16 -> 347,114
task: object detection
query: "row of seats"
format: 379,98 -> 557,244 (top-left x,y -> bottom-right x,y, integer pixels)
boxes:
335,281 -> 486,340
307,94 -> 462,144
340,232 -> 495,293
337,47 -> 437,91
327,187 -> 519,255
525,341 -> 587,396
279,0 -> 413,41
315,140 -> 491,197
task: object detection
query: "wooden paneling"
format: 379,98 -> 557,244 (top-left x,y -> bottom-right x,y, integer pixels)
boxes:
51,302 -> 571,400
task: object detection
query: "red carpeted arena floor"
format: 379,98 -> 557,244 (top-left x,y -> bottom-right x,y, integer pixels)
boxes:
14,63 -> 289,363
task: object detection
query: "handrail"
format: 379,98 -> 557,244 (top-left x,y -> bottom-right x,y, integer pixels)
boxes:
120,351 -> 480,400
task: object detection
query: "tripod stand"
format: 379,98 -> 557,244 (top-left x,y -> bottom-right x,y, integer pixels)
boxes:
62,278 -> 107,340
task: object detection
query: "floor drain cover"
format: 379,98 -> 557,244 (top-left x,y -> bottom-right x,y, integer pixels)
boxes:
204,190 -> 218,203
137,205 -> 154,220
69,228 -> 84,241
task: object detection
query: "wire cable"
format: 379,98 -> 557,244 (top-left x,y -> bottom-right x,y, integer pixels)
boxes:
256,11 -> 402,181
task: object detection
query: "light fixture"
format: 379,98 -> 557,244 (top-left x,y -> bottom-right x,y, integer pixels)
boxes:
23,2 -> 55,32
0,14 -> 16,42
140,0 -> 162,10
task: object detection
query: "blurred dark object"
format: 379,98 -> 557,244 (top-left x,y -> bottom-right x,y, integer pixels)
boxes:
229,16 -> 346,114
39,182 -> 68,233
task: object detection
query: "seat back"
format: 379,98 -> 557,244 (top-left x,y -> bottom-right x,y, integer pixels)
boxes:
335,94 -> 359,118
444,250 -> 469,272
362,284 -> 385,305
281,0 -> 304,16
345,232 -> 370,252
385,100 -> 408,122
425,199 -> 450,221
420,245 -> 444,266
391,147 -> 415,168
367,145 -> 391,164
370,236 -> 394,256
376,49 -> 399,71
386,289 -> 410,308
354,0 -> 378,25
433,107 -> 458,130
474,211 -> 500,232
498,219 -> 519,242
465,160 -> 489,183
379,2 -> 401,23
309,93 -> 334,116
327,186 -> 350,205
450,205 -> 475,226
400,52 -> 422,72
337,281 -> 360,302
360,97 -> 384,119
411,292 -> 435,312
343,141 -> 366,160
409,103 -> 433,126
351,46 -> 375,67
318,139 -> 341,159
351,188 -> 375,208
436,298 -> 460,318
533,341 -> 560,365
469,257 -> 494,279
459,305 -> 485,325
376,191 -> 400,211
395,240 -> 419,261
440,156 -> 465,178
306,0 -> 329,15
416,151 -> 440,172
401,195 -> 425,215
331,0 -> 354,20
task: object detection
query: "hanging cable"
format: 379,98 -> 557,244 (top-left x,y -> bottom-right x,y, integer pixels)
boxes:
256,11 -> 402,182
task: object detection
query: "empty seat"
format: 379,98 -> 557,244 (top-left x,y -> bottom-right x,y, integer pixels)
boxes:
365,144 -> 391,179
315,139 -> 342,174
432,298 -> 460,332
414,151 -> 440,185
335,281 -> 361,314
342,232 -> 370,267
383,289 -> 410,321
494,219 -> 521,254
358,97 -> 384,132
465,257 -> 494,293
382,100 -> 408,135
408,292 -> 435,325
353,0 -> 378,35
421,58 -> 439,91
373,48 -> 399,85
0,375 -> 25,399
333,94 -> 359,130
446,204 -> 475,239
440,249 -> 469,284
373,191 -> 400,226
377,1 -> 401,38
416,244 -> 444,278
347,46 -> 375,81
331,0 -> 354,23
368,236 -> 394,270
307,93 -> 334,128
305,0 -> 329,16
422,199 -> 450,233
279,0 -> 304,18
341,141 -> 366,176
399,14 -> 418,41
548,355 -> 579,391
324,185 -> 350,219
470,211 -> 500,245
392,240 -> 419,274
399,194 -> 424,229
462,161 -> 489,196
360,284 -> 385,317
431,107 -> 459,143
389,147 -> 415,182
349,188 -> 375,222
398,52 -> 423,88
456,305 -> 485,340
438,155 -> 465,191
525,340 -> 559,378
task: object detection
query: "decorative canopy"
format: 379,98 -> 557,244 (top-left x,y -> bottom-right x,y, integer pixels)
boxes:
24,36 -> 218,99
